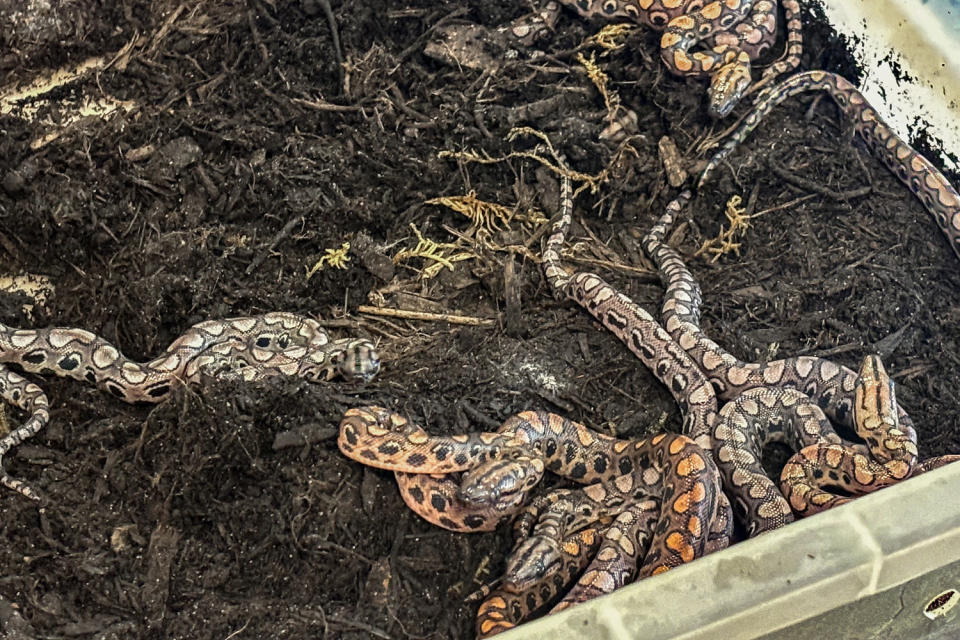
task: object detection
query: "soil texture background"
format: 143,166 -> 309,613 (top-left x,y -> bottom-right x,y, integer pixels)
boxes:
1,1 -> 959,638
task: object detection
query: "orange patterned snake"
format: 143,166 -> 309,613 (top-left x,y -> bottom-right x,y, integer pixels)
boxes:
544,172 -> 817,537
780,355 -> 960,514
472,521 -> 610,637
337,406 -> 724,635
474,498 -> 660,637
509,0 -> 803,117
338,407 -> 721,543
0,312 -> 379,499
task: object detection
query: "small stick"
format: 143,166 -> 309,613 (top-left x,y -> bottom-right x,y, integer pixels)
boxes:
357,305 -> 496,326
768,158 -> 873,200
290,97 -> 362,112
316,0 -> 344,88
245,212 -> 304,275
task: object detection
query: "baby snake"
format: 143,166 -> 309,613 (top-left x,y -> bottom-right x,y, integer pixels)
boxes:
338,406 -> 723,634
475,498 -> 660,637
338,407 -> 721,549
545,171 -> 813,536
781,355 -> 960,514
509,0 -> 803,117
640,70 -> 960,526
698,70 -> 960,258
0,312 -> 379,499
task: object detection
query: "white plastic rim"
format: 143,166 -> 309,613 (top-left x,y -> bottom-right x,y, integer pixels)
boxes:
813,0 -> 960,172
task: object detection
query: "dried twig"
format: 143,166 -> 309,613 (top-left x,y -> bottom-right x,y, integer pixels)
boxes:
358,306 -> 496,327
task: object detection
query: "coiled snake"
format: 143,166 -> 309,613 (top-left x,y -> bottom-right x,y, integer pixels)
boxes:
510,0 -> 803,117
338,407 -> 721,546
640,70 -> 960,524
474,498 -> 660,636
337,406 -> 723,637
780,355 -> 960,514
0,312 -> 380,499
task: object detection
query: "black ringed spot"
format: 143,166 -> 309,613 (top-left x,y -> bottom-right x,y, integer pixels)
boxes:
592,454 -> 608,474
57,354 -> 81,371
377,442 -> 401,456
147,384 -> 171,398
22,351 -> 46,365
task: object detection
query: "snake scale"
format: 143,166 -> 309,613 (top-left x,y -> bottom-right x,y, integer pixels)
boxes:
337,70 -> 960,636
475,498 -> 661,636
0,312 -> 380,499
544,171 -> 810,535
511,0 -> 803,116
338,405 -> 725,636
780,355 -> 960,514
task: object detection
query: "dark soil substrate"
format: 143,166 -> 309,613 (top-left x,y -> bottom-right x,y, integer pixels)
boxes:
2,1 -> 959,638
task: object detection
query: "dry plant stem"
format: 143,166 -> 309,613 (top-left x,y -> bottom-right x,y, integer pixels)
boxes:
357,306 -> 496,327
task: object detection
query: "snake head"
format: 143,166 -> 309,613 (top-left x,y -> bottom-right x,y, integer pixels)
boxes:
458,454 -> 545,510
502,535 -> 564,593
706,60 -> 752,119
303,338 -> 380,382
853,354 -> 898,430
335,339 -> 381,382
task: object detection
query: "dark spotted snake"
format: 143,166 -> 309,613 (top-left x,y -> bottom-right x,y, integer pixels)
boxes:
338,406 -> 723,635
475,499 -> 660,637
544,171 -> 810,536
0,312 -> 379,499
474,520 -> 610,637
338,407 -> 721,552
509,0 -> 803,117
